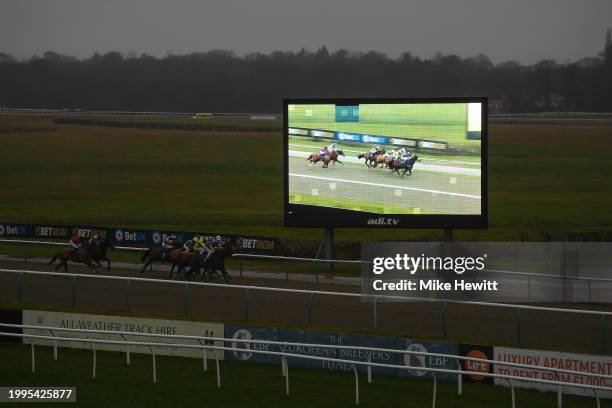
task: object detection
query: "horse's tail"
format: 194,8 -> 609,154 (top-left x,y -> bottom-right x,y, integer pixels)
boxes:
306,154 -> 312,161
357,154 -> 365,159
141,248 -> 151,262
47,252 -> 59,265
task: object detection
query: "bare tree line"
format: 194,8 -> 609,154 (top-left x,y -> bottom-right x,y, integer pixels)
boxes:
1,38 -> 611,113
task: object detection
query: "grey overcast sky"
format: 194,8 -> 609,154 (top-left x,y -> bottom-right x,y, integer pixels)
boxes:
1,0 -> 611,64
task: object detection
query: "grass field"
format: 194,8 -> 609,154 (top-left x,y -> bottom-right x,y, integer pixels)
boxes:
288,103 -> 480,151
1,115 -> 612,247
0,343 -> 606,408
289,193 -> 430,214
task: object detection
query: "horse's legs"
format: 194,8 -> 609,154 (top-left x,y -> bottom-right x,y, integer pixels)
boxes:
140,259 -> 150,274
53,261 -> 61,271
63,261 -> 68,273
218,267 -> 231,283
168,264 -> 175,279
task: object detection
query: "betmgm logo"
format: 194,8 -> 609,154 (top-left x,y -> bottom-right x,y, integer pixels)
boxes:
367,217 -> 400,226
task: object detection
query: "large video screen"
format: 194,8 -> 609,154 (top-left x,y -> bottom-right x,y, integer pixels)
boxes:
284,98 -> 487,228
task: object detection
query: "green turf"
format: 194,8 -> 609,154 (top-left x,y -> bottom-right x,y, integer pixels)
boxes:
0,343 -> 605,407
288,103 -> 479,150
1,115 -> 612,244
290,194 -> 431,214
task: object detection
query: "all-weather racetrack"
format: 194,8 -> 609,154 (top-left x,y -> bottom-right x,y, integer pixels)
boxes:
289,146 -> 481,215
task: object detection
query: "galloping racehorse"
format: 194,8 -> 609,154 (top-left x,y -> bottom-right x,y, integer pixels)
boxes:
91,238 -> 114,272
307,149 -> 345,168
357,149 -> 385,167
186,241 -> 234,283
47,240 -> 99,274
372,154 -> 394,168
140,247 -> 187,278
389,155 -> 419,176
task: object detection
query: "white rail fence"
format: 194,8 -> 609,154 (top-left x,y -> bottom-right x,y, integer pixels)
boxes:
4,237 -> 611,303
0,268 -> 611,353
232,253 -> 612,304
1,322 -> 611,407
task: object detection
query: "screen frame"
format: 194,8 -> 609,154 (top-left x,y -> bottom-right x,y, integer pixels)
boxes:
283,96 -> 488,229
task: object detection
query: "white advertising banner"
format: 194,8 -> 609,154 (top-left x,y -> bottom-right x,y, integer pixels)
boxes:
22,310 -> 224,359
494,347 -> 612,398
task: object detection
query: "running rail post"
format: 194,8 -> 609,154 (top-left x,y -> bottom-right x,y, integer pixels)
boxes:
126,278 -> 132,311
184,282 -> 191,316
30,341 -> 35,373
215,351 -> 221,388
554,372 -> 562,408
373,297 -> 378,329
17,271 -> 23,302
442,301 -> 448,339
367,356 -> 372,384
49,329 -> 58,360
432,372 -> 437,408
588,280 -> 592,304
282,356 -> 289,396
601,315 -> 607,354
352,364 -> 359,405
71,275 -> 78,307
284,260 -> 289,282
239,259 -> 243,280
281,356 -> 286,377
505,379 -> 516,408
152,351 -> 157,384
120,334 -> 130,365
197,340 -> 208,371
308,292 -> 315,326
244,288 -> 250,321
527,275 -> 531,301
92,343 -> 96,379
593,389 -> 600,408
516,307 -> 523,345
455,358 -> 463,395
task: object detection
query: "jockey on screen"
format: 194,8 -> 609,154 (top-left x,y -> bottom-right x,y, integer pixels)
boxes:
400,148 -> 413,163
319,146 -> 329,158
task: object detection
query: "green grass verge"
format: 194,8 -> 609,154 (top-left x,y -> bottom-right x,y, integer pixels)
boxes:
290,194 -> 429,214
288,103 -> 477,149
1,115 -> 612,243
0,343 -> 605,407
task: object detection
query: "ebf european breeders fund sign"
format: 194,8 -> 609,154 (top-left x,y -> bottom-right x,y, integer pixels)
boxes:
22,310 -> 224,359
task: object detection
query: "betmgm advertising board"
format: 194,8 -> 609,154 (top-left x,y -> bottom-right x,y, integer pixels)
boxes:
283,97 -> 488,228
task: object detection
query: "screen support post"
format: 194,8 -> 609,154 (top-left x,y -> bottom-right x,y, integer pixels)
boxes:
443,229 -> 453,242
324,227 -> 335,271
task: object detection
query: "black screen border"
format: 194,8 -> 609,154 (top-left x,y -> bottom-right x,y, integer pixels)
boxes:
283,96 -> 488,229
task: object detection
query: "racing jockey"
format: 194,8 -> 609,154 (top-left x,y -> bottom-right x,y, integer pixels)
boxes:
69,233 -> 83,253
183,236 -> 197,253
161,234 -> 177,259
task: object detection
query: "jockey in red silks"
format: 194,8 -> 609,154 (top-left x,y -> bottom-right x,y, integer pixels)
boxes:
319,146 -> 329,158
69,234 -> 82,253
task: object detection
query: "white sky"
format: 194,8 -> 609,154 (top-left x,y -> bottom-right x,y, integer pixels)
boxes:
1,0 -> 611,64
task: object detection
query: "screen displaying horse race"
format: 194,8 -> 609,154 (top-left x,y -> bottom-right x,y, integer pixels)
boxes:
284,98 -> 487,228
